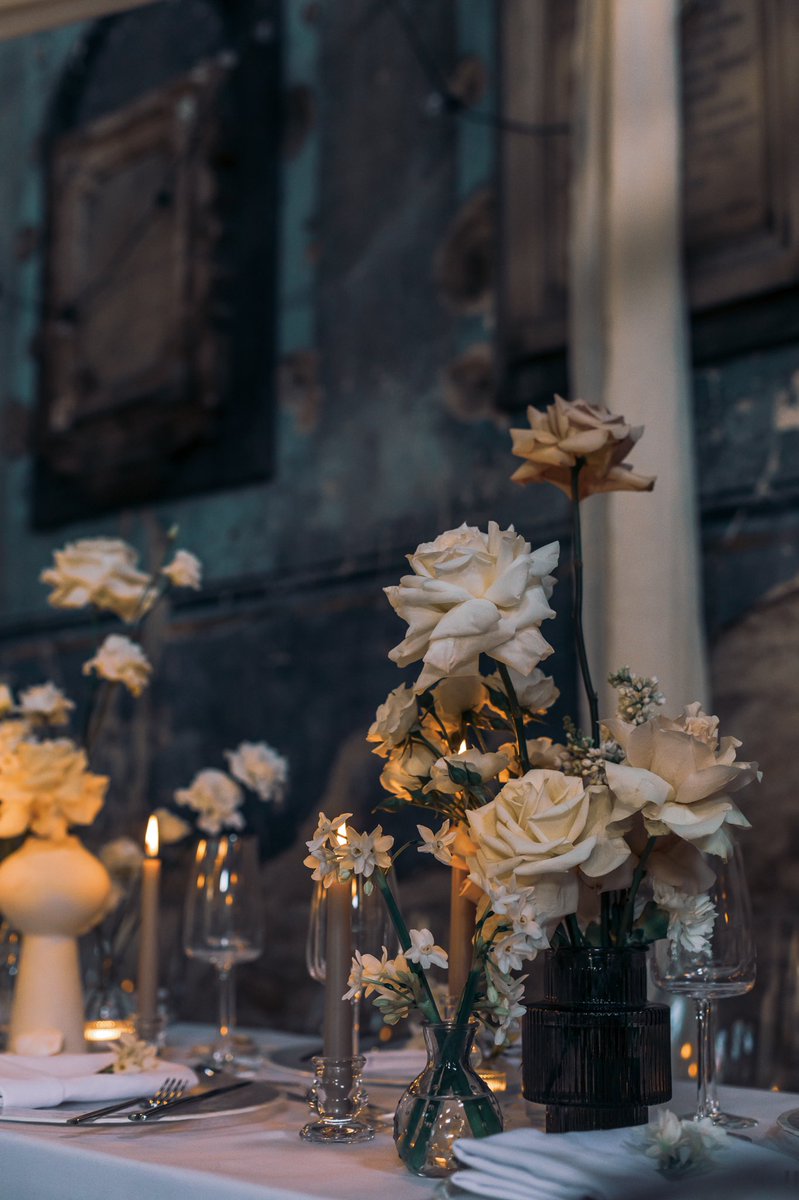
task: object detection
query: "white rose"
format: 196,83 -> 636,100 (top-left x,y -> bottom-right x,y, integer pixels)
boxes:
424,748 -> 509,796
367,685 -> 418,755
18,683 -> 75,727
225,741 -> 288,803
485,666 -> 559,712
162,549 -> 202,590
432,675 -> 488,732
603,707 -> 758,858
498,737 -> 565,779
175,769 -> 244,835
385,523 -> 559,690
82,635 -> 152,697
152,807 -> 192,844
467,770 -> 632,923
40,537 -> 153,623
0,738 -> 108,840
380,742 -> 438,802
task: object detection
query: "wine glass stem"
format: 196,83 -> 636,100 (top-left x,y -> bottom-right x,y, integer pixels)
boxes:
216,966 -> 236,1061
695,997 -> 715,1120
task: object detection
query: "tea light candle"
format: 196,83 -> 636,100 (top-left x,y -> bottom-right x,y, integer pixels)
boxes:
136,814 -> 161,1030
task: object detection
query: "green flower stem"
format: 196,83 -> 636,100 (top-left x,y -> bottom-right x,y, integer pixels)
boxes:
601,891 -> 612,947
620,836 -> 657,940
466,720 -> 488,754
570,463 -> 600,746
496,663 -> 531,772
566,913 -> 584,949
374,871 -> 441,1024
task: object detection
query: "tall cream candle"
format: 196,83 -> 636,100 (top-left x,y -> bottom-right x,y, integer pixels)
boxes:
323,826 -> 353,1060
448,865 -> 475,1010
136,814 -> 161,1029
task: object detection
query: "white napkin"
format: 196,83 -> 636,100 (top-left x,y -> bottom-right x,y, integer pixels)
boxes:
362,1048 -> 426,1080
451,1126 -> 791,1200
0,1052 -> 197,1110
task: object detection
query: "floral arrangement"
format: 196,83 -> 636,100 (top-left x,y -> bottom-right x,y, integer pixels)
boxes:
173,741 -> 289,836
0,535 -> 202,844
321,394 -> 759,1050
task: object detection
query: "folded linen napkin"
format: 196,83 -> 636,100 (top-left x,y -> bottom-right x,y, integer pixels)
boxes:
362,1048 -> 426,1080
451,1125 -> 793,1200
0,1052 -> 197,1110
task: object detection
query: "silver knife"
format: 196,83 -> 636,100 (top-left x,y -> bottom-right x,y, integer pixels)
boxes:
127,1079 -> 252,1121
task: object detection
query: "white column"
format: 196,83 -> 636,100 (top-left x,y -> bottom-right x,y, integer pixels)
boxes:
569,0 -> 709,718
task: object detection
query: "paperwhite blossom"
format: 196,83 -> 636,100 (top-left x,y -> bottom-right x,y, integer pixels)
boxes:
638,1109 -> 727,1174
338,826 -> 394,879
417,820 -> 458,865
111,1034 -> 159,1074
302,843 -> 340,888
405,928 -> 448,970
306,811 -> 352,852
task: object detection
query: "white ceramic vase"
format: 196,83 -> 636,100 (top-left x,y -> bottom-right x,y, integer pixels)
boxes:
0,836 -> 111,1052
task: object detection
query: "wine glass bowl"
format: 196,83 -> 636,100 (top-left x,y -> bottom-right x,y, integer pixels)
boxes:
183,834 -> 263,1068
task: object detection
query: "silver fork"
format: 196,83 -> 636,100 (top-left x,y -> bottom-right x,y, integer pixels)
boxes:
66,1077 -> 186,1125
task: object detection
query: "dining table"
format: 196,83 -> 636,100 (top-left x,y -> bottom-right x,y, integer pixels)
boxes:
1,1024 -> 798,1200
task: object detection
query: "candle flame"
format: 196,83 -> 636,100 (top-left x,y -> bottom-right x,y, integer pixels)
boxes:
458,739 -> 467,753
144,814 -> 160,858
336,822 -> 348,847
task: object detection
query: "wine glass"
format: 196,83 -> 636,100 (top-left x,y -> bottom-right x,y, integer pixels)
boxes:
183,834 -> 263,1070
306,876 -> 394,1054
653,840 -> 756,1128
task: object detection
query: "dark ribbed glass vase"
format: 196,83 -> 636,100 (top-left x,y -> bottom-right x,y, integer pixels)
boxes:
523,946 -> 671,1132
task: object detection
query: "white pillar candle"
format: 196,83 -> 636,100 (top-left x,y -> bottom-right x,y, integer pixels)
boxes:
322,825 -> 353,1060
136,814 -> 161,1028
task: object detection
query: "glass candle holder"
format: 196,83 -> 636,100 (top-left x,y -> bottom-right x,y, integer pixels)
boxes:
300,1055 -> 374,1144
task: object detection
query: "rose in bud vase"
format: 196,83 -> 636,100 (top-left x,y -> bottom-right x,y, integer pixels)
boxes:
335,394 -> 760,1167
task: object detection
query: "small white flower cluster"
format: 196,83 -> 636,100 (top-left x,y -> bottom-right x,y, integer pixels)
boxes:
175,741 -> 289,836
474,880 -> 550,1044
560,717 -> 607,784
652,882 -> 717,956
638,1109 -> 727,1174
303,812 -> 394,889
417,819 -> 458,865
608,666 -> 665,726
343,949 -> 419,1025
110,1034 -> 159,1074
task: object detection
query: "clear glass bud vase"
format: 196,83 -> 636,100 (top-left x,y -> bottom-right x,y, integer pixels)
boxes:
394,1021 -> 503,1177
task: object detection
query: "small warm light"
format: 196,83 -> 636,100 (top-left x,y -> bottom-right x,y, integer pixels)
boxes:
144,814 -> 160,858
121,979 -> 135,994
458,739 -> 467,754
477,1065 -> 508,1094
336,822 -> 348,847
771,1085 -> 781,1092
84,1019 -> 134,1044
680,1042 -> 693,1061
688,1062 -> 698,1079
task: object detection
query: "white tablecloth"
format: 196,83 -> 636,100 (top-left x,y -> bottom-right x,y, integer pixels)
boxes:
0,1026 -> 797,1200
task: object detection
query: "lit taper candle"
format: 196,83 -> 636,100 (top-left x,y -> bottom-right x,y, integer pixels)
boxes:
136,814 -> 161,1034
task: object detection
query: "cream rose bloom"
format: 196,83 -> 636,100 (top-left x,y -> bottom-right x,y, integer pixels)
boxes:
18,683 -> 75,727
83,635 -> 152,696
432,675 -> 488,732
510,395 -> 655,499
466,769 -> 632,923
0,738 -> 108,840
385,523 -> 559,690
162,549 -> 202,590
175,769 -> 244,835
40,537 -> 153,623
225,741 -> 288,802
498,737 -> 564,779
367,684 -> 418,755
424,748 -> 509,796
380,742 -> 438,802
485,666 -> 559,713
603,705 -> 758,858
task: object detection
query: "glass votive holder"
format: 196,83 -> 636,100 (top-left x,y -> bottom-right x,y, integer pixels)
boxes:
300,1055 -> 374,1144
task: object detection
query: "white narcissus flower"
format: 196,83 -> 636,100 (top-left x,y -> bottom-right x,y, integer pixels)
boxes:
417,820 -> 458,865
510,395 -> 656,498
40,537 -> 154,623
384,522 -> 559,690
424,748 -> 509,797
367,685 -> 418,755
161,549 -> 202,590
343,948 -> 389,1000
380,742 -> 438,802
18,683 -> 75,726
484,666 -> 559,713
652,881 -> 717,956
83,635 -> 152,697
175,769 -> 244,836
0,684 -> 14,716
306,811 -> 353,852
405,928 -> 448,970
152,807 -> 192,844
639,1109 -> 727,1174
302,843 -> 340,887
466,771 -> 632,926
0,738 -> 108,840
225,741 -> 288,803
604,705 -> 759,858
338,825 -> 394,879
